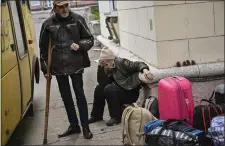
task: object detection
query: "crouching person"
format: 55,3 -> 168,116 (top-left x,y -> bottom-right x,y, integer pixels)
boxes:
89,47 -> 154,126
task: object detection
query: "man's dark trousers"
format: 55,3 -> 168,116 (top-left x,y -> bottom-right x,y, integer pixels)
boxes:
90,84 -> 107,118
90,83 -> 140,120
56,74 -> 89,128
105,84 -> 139,120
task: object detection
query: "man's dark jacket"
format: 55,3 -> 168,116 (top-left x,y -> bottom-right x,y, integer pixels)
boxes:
97,57 -> 149,90
39,11 -> 94,75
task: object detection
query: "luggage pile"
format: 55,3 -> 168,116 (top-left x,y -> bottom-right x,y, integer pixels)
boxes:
121,76 -> 224,146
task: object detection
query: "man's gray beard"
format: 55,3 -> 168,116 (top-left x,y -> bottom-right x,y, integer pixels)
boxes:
60,12 -> 69,18
55,12 -> 69,19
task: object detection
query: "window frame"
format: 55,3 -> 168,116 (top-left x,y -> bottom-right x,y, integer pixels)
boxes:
8,0 -> 29,60
44,0 -> 53,8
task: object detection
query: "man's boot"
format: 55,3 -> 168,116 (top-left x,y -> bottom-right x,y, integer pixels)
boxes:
82,125 -> 93,139
58,125 -> 81,138
106,118 -> 121,126
88,116 -> 103,124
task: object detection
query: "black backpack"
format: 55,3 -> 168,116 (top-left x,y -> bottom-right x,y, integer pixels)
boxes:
210,84 -> 224,104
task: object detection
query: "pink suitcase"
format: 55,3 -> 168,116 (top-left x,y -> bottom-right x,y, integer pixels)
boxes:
158,76 -> 194,125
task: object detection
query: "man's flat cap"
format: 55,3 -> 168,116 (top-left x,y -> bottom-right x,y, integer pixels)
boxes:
53,0 -> 69,6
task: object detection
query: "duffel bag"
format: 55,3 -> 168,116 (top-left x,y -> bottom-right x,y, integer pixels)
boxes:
145,119 -> 206,146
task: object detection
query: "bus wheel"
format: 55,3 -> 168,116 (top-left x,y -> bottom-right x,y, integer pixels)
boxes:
35,57 -> 40,84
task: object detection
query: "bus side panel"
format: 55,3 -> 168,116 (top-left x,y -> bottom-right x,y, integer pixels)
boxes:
1,66 -> 22,146
1,2 -> 21,145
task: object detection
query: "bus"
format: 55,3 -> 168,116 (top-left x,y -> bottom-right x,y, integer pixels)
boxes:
1,0 -> 40,145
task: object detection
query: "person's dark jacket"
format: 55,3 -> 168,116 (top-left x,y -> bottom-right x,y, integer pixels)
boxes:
39,11 -> 94,75
102,57 -> 149,90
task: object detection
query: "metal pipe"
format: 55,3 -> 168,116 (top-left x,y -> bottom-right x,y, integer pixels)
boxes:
147,62 -> 224,84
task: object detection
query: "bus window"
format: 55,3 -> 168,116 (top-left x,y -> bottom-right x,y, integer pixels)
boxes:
9,1 -> 27,59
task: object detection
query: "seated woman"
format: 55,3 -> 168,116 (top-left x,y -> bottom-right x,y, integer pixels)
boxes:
88,47 -> 154,126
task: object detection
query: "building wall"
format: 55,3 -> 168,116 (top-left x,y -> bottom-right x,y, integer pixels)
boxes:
29,1 -> 44,11
98,1 -> 112,38
114,1 -> 224,69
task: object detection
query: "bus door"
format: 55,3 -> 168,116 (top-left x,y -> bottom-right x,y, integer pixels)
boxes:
8,0 -> 32,115
1,1 -> 22,144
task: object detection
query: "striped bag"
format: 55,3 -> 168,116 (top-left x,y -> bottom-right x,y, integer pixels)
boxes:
144,119 -> 205,146
208,115 -> 224,146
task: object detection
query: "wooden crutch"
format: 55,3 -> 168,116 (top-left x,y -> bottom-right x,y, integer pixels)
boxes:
43,38 -> 53,145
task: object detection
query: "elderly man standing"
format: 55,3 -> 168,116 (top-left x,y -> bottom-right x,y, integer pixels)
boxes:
39,0 -> 93,139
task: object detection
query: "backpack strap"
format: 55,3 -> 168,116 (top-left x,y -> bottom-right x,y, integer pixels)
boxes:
137,106 -> 144,143
208,90 -> 215,102
122,106 -> 133,144
122,107 -> 130,140
124,108 -> 135,144
133,103 -> 140,107
202,108 -> 207,132
145,97 -> 156,110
